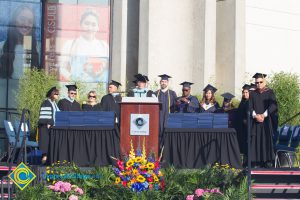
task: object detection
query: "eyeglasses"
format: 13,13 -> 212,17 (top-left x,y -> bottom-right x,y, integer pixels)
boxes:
182,89 -> 189,92
54,93 -> 59,95
255,81 -> 263,84
88,95 -> 96,98
70,92 -> 77,95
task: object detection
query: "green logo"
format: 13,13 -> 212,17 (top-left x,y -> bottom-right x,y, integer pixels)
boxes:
8,162 -> 36,190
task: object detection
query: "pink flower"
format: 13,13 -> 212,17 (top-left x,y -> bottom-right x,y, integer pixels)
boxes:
60,182 -> 72,193
209,188 -> 221,194
74,187 -> 84,195
186,195 -> 194,200
69,195 -> 78,200
195,188 -> 205,197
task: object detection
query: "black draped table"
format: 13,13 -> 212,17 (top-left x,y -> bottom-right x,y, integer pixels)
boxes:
163,128 -> 242,169
49,127 -> 120,167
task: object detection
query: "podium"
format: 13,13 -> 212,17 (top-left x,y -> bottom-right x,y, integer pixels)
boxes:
120,97 -> 160,158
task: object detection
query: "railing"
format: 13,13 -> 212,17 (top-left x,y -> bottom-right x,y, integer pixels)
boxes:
280,111 -> 300,126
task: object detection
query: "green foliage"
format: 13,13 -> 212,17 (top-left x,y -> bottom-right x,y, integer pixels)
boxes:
268,71 -> 300,126
17,68 -> 58,133
16,164 -> 248,200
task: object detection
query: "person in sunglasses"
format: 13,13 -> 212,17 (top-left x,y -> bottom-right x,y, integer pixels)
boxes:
249,73 -> 278,168
57,84 -> 81,111
82,90 -> 102,111
175,82 -> 199,113
101,80 -> 122,123
38,86 -> 60,164
199,84 -> 220,113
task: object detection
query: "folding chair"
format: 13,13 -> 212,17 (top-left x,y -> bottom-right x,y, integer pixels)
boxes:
3,120 -> 22,163
274,125 -> 293,168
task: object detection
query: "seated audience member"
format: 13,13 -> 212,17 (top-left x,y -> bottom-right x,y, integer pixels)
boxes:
101,80 -> 122,122
127,74 -> 156,97
82,90 -> 102,111
58,84 -> 81,111
199,84 -> 219,113
175,81 -> 199,113
38,86 -> 60,164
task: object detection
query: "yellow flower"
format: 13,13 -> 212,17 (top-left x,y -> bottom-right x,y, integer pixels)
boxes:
52,180 -> 56,185
136,175 -> 146,182
46,170 -> 50,174
133,169 -> 139,176
153,175 -> 159,182
127,182 -> 132,188
126,159 -> 134,167
158,171 -> 163,177
134,157 -> 142,163
146,162 -> 155,169
115,177 -> 121,184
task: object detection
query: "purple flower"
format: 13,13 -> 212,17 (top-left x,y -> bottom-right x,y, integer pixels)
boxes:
69,195 -> 78,200
186,195 -> 194,200
74,187 -> 84,195
195,188 -> 205,197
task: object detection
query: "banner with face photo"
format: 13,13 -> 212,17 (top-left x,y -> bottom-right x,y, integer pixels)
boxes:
44,2 -> 110,84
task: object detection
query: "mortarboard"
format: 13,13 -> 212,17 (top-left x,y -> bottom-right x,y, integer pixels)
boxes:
134,74 -> 147,83
109,80 -> 122,88
242,84 -> 251,90
252,73 -> 267,79
66,84 -> 78,91
46,86 -> 57,98
158,74 -> 172,81
203,84 -> 217,93
250,83 -> 257,90
180,81 -> 194,88
221,92 -> 235,101
144,75 -> 149,82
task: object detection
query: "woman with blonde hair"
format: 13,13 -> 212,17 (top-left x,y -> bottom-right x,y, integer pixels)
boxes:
82,90 -> 102,111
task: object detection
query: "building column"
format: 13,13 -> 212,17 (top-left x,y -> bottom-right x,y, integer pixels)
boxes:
216,0 -> 245,95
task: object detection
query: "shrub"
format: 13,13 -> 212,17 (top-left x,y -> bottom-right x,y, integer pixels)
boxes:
268,72 -> 300,126
17,68 -> 58,134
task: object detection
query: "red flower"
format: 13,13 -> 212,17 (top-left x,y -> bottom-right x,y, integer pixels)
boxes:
117,160 -> 124,170
122,181 -> 127,186
147,177 -> 154,182
155,161 -> 160,169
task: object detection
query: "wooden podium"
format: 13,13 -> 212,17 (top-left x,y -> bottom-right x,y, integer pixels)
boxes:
120,97 -> 160,158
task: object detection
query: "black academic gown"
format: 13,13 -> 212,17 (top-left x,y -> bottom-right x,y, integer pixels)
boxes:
155,89 -> 177,145
82,103 -> 102,111
57,98 -> 81,111
249,88 -> 278,163
175,95 -> 199,113
237,99 -> 249,155
100,94 -> 122,123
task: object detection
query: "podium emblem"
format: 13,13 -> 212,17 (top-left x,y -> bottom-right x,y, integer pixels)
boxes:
130,114 -> 149,135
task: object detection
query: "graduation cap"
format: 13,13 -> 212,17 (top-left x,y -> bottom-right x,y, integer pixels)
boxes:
221,92 -> 235,102
242,84 -> 251,90
180,81 -> 193,88
158,74 -> 172,81
252,73 -> 267,79
66,84 -> 78,91
203,84 -> 217,93
46,86 -> 57,98
144,75 -> 149,82
134,74 -> 147,83
109,80 -> 122,88
250,83 -> 257,90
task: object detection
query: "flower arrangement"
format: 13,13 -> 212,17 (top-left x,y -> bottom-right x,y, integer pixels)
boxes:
112,139 -> 165,192
48,181 -> 84,200
186,188 -> 223,200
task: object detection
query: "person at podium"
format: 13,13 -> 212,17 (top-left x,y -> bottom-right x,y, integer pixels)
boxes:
175,82 -> 199,113
127,74 -> 156,97
58,84 -> 81,111
101,80 -> 122,123
155,74 -> 177,145
199,84 -> 220,113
